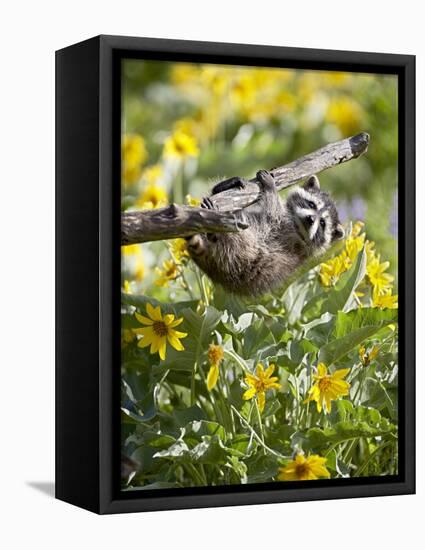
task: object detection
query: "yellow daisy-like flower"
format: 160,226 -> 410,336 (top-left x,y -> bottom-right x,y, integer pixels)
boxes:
359,345 -> 379,366
367,256 -> 395,295
319,253 -> 350,287
319,222 -> 366,287
122,279 -> 132,294
134,303 -> 187,361
277,454 -> 330,481
304,363 -> 350,414
206,344 -> 224,391
243,363 -> 281,413
170,239 -> 189,264
326,96 -> 363,135
185,194 -> 201,207
372,289 -> 398,309
154,260 -> 179,288
164,130 -> 199,159
136,182 -> 168,210
122,134 -> 148,167
143,164 -> 163,185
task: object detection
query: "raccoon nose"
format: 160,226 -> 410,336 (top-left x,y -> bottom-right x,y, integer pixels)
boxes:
304,215 -> 315,227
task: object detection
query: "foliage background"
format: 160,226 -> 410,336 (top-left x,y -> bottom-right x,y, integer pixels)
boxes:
120,60 -> 398,489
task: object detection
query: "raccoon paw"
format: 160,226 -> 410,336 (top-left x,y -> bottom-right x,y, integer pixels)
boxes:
211,176 -> 247,195
187,234 -> 207,256
256,170 -> 276,191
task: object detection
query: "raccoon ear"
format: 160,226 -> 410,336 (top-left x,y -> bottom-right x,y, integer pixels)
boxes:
333,224 -> 345,241
303,175 -> 320,191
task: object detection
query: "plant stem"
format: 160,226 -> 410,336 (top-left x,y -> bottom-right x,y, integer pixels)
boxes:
231,405 -> 284,459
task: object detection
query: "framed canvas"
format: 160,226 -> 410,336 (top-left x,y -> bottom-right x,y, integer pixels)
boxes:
56,35 -> 415,514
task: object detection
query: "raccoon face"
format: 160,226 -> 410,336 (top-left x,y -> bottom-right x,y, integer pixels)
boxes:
286,175 -> 345,253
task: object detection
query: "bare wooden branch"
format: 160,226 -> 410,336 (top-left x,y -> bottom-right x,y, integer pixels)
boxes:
122,203 -> 249,245
209,132 -> 370,211
121,132 -> 369,245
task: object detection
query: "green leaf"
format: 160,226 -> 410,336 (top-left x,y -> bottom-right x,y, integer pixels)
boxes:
242,320 -> 274,359
323,247 -> 367,314
319,308 -> 398,365
160,306 -> 223,370
122,293 -> 198,316
301,421 -> 396,451
153,440 -> 190,459
183,420 -> 226,443
189,435 -> 229,464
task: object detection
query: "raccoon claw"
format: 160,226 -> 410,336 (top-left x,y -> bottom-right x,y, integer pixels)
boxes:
201,197 -> 216,210
256,170 -> 276,190
235,212 -> 249,230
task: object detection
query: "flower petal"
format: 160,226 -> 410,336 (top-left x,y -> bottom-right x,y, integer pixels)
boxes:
168,317 -> 184,328
264,364 -> 275,378
243,387 -> 256,400
163,313 -> 175,325
257,391 -> 266,413
333,368 -> 350,379
167,333 -> 185,351
169,329 -> 188,339
207,364 -> 219,391
158,338 -> 167,361
146,302 -> 162,321
317,363 -> 327,377
135,312 -> 153,325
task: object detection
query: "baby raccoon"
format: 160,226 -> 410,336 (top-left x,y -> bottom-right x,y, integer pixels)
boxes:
187,170 -> 345,297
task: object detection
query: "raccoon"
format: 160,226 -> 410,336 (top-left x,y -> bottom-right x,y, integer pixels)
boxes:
187,170 -> 344,297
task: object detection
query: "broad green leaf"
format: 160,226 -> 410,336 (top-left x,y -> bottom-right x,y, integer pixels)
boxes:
319,308 -> 398,365
122,292 -> 198,316
299,420 -> 396,452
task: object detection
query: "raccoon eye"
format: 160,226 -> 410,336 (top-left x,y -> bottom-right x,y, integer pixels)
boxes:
307,200 -> 316,209
320,219 -> 326,229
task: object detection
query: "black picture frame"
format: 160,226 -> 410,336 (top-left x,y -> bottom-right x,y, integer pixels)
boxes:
56,34 -> 415,514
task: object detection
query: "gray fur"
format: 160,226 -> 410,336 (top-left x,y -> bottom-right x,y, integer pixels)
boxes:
187,171 -> 344,297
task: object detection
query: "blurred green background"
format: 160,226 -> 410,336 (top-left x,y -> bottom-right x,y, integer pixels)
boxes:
121,60 -> 398,295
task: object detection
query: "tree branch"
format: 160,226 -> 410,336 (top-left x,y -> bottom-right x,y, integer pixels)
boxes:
121,132 -> 369,245
122,204 -> 249,245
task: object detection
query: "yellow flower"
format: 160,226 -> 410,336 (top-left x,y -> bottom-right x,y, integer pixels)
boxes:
136,183 -> 168,210
185,194 -> 201,207
345,233 -> 365,262
122,243 -> 142,257
277,454 -> 330,481
122,279 -> 132,294
134,303 -> 187,361
319,253 -> 350,287
372,289 -> 398,309
122,134 -> 148,184
326,97 -> 363,135
134,257 -> 145,281
142,164 -> 163,185
206,344 -> 224,391
122,164 -> 142,185
304,363 -> 350,414
122,134 -> 148,166
319,222 -> 366,287
367,256 -> 394,295
243,363 -> 281,413
170,239 -> 189,264
154,260 -> 179,288
164,130 -> 199,159
359,345 -> 379,366
122,329 -> 135,347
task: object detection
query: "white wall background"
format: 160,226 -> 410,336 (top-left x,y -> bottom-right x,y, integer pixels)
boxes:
0,1 -> 421,548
